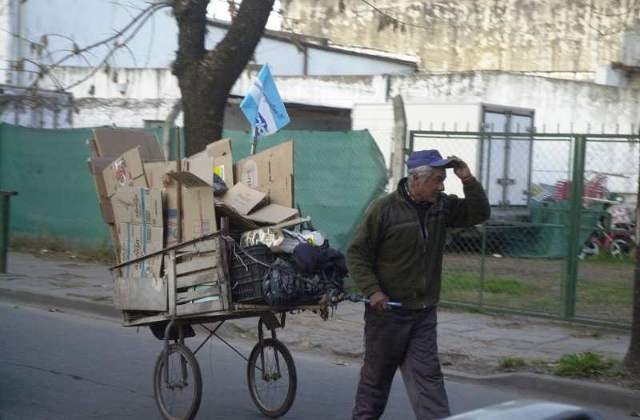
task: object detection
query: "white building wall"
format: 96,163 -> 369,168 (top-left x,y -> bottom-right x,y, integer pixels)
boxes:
0,0 -> 12,84
43,65 -> 640,193
50,66 -> 640,136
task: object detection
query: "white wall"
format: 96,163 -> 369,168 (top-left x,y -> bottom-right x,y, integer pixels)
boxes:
42,66 -> 640,193
51,67 -> 640,138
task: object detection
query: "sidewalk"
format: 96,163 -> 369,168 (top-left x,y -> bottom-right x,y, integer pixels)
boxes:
1,251 -> 638,411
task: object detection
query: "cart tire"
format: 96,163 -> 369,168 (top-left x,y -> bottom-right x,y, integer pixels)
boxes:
153,343 -> 202,420
247,338 -> 297,418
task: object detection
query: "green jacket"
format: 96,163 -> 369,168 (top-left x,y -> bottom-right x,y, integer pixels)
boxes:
346,177 -> 490,309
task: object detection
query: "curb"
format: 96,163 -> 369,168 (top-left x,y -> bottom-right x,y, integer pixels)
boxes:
0,287 -> 121,320
444,369 -> 640,411
2,287 -> 638,412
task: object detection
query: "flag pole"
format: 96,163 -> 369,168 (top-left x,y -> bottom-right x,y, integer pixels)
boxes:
250,131 -> 258,155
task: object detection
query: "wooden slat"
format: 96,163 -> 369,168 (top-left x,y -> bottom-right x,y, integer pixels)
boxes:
175,239 -> 218,256
176,285 -> 221,304
121,312 -> 168,327
176,298 -> 224,316
218,223 -> 232,311
113,276 -> 167,311
176,268 -> 222,289
167,250 -> 176,316
176,254 -> 218,276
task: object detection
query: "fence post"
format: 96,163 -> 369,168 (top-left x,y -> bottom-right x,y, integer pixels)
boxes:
564,136 -> 586,319
390,95 -> 407,187
0,191 -> 18,274
478,131 -> 490,306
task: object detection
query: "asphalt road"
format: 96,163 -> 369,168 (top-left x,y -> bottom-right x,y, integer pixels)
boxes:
0,302 -> 629,419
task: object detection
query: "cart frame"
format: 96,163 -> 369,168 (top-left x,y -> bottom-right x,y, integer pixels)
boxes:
110,220 -> 326,419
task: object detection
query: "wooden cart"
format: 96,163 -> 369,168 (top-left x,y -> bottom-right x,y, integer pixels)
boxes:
111,229 -> 328,420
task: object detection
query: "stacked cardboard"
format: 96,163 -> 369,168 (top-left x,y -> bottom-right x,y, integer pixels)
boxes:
88,129 -> 300,284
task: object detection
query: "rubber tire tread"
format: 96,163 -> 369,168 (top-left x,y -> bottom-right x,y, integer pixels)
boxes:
153,343 -> 202,420
247,338 -> 297,418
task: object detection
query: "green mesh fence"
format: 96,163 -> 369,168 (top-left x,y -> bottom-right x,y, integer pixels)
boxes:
0,124 -> 105,246
412,130 -> 637,326
0,124 -> 387,252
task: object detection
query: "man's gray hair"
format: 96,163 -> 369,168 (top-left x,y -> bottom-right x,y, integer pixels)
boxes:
408,164 -> 433,184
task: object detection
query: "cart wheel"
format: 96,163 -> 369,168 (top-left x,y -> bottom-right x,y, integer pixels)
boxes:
247,338 -> 297,418
153,343 -> 202,420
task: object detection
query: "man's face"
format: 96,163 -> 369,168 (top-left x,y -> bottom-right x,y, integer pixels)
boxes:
411,168 -> 446,203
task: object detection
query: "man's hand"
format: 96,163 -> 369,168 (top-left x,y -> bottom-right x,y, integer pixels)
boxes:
447,155 -> 472,181
368,291 -> 390,312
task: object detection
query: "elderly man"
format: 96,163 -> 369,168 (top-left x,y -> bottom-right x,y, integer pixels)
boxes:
347,149 -> 490,419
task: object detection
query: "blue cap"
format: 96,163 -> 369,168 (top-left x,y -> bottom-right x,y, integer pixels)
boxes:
406,149 -> 452,169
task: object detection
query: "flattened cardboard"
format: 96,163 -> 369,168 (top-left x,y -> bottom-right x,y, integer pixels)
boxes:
103,147 -> 147,197
182,186 -> 217,241
234,141 -> 293,207
221,182 -> 267,215
214,200 -> 259,230
145,161 -> 180,247
117,222 -> 163,278
245,204 -> 299,224
111,187 -> 163,227
184,138 -> 234,187
168,171 -> 210,187
185,152 -> 214,186
93,127 -> 165,161
168,172 -> 217,242
88,157 -> 116,224
113,275 -> 167,311
206,138 -> 234,186
145,161 -> 178,189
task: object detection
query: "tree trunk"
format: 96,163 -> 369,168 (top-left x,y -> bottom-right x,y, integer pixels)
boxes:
623,182 -> 640,375
172,0 -> 274,155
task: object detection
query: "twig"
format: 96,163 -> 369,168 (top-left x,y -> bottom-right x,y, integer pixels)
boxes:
30,1 -> 169,89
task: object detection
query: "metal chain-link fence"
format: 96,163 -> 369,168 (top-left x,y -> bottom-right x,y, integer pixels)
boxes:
410,130 -> 638,327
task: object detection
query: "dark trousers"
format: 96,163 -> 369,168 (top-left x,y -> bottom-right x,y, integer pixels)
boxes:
353,305 -> 450,420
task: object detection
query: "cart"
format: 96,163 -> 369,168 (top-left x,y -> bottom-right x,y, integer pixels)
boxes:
111,222 -> 331,420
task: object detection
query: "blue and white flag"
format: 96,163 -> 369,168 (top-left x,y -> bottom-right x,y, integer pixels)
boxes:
240,64 -> 290,137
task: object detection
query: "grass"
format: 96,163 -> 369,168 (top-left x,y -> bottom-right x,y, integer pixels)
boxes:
499,356 -> 527,370
553,352 -> 616,377
582,253 -> 635,266
440,255 -> 634,322
443,272 -> 534,297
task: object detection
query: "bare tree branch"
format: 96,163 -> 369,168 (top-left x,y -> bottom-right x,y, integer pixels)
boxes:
45,2 -> 169,72
61,4 -> 162,90
21,58 -> 64,89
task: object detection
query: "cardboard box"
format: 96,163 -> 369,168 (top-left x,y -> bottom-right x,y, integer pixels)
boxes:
235,141 -> 293,207
111,187 -> 163,227
246,204 -> 299,224
103,147 -> 147,197
168,172 -> 217,242
117,222 -> 163,278
185,151 -> 214,186
92,127 -> 165,161
185,138 -> 234,187
221,182 -> 267,215
88,157 -> 116,224
145,161 -> 180,247
207,138 -> 234,186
